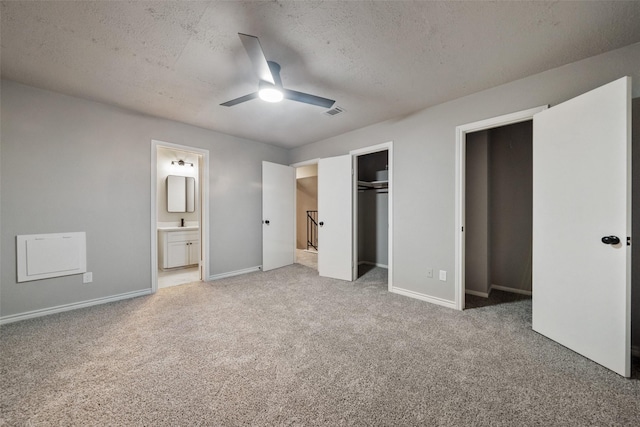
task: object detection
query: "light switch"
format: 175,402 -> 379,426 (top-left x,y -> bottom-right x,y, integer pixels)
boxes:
439,270 -> 447,281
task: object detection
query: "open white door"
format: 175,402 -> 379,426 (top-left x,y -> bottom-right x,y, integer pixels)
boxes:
532,77 -> 631,377
262,161 -> 295,272
318,155 -> 353,281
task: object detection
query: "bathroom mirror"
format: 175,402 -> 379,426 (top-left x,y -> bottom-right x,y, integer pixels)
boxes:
167,175 -> 196,213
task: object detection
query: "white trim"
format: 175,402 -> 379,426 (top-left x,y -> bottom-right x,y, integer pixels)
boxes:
208,266 -> 262,281
491,284 -> 532,296
350,141 -> 393,291
0,289 -> 152,325
151,140 -> 210,293
350,142 -> 392,156
465,289 -> 490,298
290,158 -> 320,168
455,106 -> 547,311
390,286 -> 456,310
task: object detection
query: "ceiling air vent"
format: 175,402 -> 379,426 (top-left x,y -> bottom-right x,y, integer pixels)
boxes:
325,106 -> 345,116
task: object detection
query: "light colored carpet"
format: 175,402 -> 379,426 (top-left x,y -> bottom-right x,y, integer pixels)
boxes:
295,248 -> 317,270
2,263 -> 639,426
157,266 -> 200,289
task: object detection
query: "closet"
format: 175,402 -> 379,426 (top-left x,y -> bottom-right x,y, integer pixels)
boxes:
356,150 -> 389,278
465,121 -> 533,300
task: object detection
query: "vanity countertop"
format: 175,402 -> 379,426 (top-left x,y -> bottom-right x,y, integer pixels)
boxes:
157,226 -> 199,231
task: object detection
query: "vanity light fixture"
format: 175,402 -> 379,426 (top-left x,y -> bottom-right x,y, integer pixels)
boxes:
171,160 -> 194,167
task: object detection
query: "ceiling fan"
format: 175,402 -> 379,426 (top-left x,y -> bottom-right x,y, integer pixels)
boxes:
220,33 -> 335,109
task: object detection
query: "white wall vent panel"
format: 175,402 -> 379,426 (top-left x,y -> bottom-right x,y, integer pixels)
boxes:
17,232 -> 86,282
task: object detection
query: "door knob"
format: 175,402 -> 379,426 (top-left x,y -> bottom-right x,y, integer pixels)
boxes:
264,220 -> 270,225
319,221 -> 324,227
601,235 -> 620,245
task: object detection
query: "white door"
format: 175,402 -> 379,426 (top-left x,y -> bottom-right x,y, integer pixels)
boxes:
532,77 -> 631,377
318,155 -> 353,281
262,161 -> 295,271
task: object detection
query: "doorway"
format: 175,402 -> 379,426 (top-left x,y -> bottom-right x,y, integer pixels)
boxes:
455,106 -> 547,310
464,121 -> 533,309
151,140 -> 210,292
351,142 -> 393,290
354,150 -> 389,284
295,163 -> 318,270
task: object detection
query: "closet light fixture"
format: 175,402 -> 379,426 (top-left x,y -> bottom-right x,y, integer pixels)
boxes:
171,160 -> 194,167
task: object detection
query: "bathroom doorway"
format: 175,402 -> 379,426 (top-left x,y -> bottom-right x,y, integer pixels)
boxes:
151,140 -> 210,291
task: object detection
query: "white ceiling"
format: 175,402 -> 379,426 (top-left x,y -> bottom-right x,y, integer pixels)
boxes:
2,1 -> 640,149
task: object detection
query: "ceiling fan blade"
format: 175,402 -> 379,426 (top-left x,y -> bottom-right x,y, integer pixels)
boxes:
283,89 -> 335,109
238,33 -> 275,85
220,92 -> 258,107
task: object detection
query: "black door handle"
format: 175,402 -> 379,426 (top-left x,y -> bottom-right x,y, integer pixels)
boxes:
264,220 -> 270,225
601,235 -> 620,245
319,221 -> 324,227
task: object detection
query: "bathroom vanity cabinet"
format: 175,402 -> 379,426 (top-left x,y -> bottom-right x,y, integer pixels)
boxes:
158,228 -> 200,269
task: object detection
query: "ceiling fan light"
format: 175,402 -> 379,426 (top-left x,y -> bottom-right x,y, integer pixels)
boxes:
258,86 -> 283,103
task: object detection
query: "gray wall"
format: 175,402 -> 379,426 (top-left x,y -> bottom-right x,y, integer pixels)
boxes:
0,80 -> 288,318
465,130 -> 490,294
489,121 -> 533,292
289,43 -> 640,314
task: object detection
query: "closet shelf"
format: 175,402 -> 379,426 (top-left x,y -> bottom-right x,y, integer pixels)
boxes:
357,180 -> 388,190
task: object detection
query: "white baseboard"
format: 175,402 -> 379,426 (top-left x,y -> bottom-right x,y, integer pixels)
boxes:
0,289 -> 153,325
208,266 -> 262,281
465,289 -> 490,298
358,261 -> 389,269
464,285 -> 531,299
491,284 -> 532,296
390,286 -> 456,309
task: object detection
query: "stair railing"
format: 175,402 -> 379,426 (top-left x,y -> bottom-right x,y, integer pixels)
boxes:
306,210 -> 318,251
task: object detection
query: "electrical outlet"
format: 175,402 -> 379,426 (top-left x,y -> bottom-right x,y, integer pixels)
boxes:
427,268 -> 433,278
439,270 -> 447,281
83,272 -> 93,283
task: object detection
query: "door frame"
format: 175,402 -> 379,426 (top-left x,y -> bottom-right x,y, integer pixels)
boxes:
350,141 -> 394,290
151,139 -> 210,292
454,106 -> 547,310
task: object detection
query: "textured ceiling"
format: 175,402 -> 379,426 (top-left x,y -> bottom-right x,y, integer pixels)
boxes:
2,1 -> 640,148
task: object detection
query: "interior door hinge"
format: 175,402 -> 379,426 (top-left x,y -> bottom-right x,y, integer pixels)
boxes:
627,236 -> 631,246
